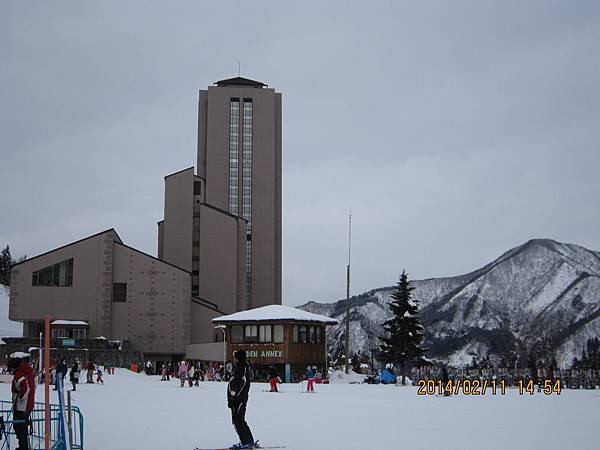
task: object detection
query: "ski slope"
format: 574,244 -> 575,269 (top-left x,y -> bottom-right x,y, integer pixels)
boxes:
2,370 -> 596,450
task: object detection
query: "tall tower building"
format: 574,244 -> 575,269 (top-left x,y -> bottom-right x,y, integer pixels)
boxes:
197,77 -> 282,309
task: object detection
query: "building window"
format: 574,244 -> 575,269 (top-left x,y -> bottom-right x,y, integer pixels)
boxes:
112,283 -> 127,302
242,99 -> 253,309
273,325 -> 284,343
299,325 -> 308,344
73,329 -> 87,339
293,325 -> 298,343
228,99 -> 240,215
52,329 -> 69,338
244,325 -> 258,343
309,326 -> 316,344
194,180 -> 202,195
231,326 -> 243,343
32,258 -> 73,287
316,326 -> 321,344
259,325 -> 272,343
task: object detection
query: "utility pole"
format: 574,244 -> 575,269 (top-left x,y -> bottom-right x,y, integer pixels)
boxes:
344,211 -> 352,374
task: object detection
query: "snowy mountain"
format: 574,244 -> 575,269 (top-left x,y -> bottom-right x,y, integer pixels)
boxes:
298,239 -> 600,368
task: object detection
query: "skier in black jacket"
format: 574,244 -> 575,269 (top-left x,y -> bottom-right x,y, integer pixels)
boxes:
53,358 -> 68,391
227,350 -> 255,449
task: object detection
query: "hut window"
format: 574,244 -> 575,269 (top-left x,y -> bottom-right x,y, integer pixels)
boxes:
316,326 -> 321,344
231,326 -> 243,343
309,326 -> 316,344
52,329 -> 69,338
73,328 -> 87,339
244,325 -> 258,343
273,325 -> 284,343
299,325 -> 308,344
292,325 -> 298,343
259,325 -> 272,343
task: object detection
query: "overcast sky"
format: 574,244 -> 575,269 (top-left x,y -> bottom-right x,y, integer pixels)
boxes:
1,1 -> 599,306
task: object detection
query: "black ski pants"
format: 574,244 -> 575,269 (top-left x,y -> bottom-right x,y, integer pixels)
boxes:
13,410 -> 30,450
231,402 -> 254,445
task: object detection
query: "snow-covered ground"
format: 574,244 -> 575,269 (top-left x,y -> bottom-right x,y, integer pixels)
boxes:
2,370 -> 597,450
0,288 -> 22,338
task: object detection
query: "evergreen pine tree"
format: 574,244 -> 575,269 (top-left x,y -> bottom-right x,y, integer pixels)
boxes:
0,245 -> 12,287
378,270 -> 424,385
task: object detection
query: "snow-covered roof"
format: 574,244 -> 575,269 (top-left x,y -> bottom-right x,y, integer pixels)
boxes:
213,305 -> 338,324
51,320 -> 88,326
11,352 -> 30,358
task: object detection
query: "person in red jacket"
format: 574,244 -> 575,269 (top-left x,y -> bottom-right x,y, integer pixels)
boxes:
8,357 -> 35,450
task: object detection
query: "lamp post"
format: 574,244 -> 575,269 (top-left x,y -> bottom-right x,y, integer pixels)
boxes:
214,325 -> 226,373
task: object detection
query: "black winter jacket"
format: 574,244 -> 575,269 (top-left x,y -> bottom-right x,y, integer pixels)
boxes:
227,361 -> 251,408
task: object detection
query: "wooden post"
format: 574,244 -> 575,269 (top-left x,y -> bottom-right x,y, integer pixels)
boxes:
44,315 -> 50,450
67,390 -> 73,449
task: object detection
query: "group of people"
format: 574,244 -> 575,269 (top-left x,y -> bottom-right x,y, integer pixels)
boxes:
151,361 -> 232,384
41,359 -> 108,391
2,350 -> 324,450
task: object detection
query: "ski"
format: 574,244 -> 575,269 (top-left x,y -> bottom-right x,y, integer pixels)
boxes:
194,446 -> 285,450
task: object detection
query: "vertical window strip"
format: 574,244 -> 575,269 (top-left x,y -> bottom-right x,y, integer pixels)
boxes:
228,100 -> 240,215
243,100 -> 253,309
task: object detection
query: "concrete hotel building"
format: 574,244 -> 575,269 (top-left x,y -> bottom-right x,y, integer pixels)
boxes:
9,77 -> 282,364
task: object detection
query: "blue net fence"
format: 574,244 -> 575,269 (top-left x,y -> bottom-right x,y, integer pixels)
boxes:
0,378 -> 84,450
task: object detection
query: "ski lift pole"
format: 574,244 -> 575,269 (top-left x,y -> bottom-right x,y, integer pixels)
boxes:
344,211 -> 352,374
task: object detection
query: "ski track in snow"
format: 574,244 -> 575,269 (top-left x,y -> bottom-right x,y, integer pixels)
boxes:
4,370 -> 596,450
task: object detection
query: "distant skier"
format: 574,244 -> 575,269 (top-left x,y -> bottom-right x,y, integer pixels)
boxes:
305,366 -> 315,392
54,358 -> 67,391
69,361 -> 80,391
86,361 -> 95,383
193,364 -> 200,386
96,367 -> 104,384
441,366 -> 450,396
178,361 -> 188,387
188,364 -> 195,387
268,366 -> 279,392
227,350 -> 255,449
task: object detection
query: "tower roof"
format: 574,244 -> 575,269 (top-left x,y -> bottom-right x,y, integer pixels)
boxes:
214,76 -> 267,88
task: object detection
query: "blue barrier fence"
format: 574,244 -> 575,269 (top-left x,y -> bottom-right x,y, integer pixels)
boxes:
0,379 -> 84,450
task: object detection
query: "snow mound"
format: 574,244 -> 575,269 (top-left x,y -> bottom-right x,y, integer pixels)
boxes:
327,369 -> 365,383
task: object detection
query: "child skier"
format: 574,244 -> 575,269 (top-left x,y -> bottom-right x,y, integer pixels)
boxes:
268,366 -> 279,392
96,367 -> 104,384
305,366 -> 315,392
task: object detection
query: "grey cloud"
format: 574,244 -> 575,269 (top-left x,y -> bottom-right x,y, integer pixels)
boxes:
2,0 -> 599,306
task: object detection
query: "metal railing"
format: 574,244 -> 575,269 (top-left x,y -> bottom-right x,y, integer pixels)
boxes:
0,395 -> 84,449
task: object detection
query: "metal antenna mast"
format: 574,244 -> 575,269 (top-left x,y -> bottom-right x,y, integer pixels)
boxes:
344,210 -> 352,374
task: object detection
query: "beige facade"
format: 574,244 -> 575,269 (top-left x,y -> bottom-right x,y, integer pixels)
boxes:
157,166 -> 248,345
9,229 -> 194,355
9,76 -> 283,361
197,77 -> 282,309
